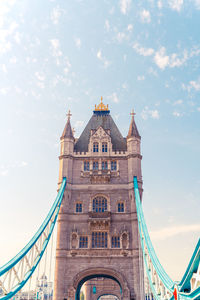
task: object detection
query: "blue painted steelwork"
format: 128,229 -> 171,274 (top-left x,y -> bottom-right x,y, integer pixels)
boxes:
134,176 -> 200,300
0,177 -> 66,300
133,176 -> 174,292
178,239 -> 200,292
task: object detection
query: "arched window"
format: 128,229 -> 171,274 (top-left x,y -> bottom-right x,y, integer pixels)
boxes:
93,196 -> 107,212
93,142 -> 99,152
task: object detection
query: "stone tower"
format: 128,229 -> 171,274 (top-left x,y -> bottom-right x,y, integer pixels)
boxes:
54,99 -> 143,300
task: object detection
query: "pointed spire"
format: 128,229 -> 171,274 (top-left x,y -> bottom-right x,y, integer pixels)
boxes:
127,108 -> 140,139
61,110 -> 74,139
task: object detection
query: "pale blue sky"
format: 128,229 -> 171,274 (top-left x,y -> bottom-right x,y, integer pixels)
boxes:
0,0 -> 200,281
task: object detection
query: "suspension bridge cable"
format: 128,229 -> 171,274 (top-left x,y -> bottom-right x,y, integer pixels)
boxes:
0,178 -> 66,300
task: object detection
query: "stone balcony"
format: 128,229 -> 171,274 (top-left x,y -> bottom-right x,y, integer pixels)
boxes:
88,211 -> 111,230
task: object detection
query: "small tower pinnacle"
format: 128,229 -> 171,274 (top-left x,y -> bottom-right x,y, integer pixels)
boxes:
127,108 -> 140,139
61,109 -> 74,139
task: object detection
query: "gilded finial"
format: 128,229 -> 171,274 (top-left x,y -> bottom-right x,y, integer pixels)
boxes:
67,109 -> 72,120
94,96 -> 109,112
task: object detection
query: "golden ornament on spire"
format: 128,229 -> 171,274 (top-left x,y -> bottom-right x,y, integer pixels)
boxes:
94,96 -> 109,111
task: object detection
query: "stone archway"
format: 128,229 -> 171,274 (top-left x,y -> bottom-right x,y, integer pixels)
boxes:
73,267 -> 130,300
96,290 -> 121,300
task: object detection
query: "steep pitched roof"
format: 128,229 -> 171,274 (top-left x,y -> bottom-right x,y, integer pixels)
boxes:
127,115 -> 140,139
61,118 -> 74,139
74,113 -> 127,152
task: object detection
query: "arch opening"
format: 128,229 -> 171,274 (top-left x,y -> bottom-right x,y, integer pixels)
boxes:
76,274 -> 122,300
98,294 -> 120,300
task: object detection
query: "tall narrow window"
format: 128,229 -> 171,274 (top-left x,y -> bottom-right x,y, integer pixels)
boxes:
76,203 -> 82,213
111,236 -> 120,248
102,161 -> 108,170
111,161 -> 117,171
93,161 -> 98,170
93,142 -> 99,152
118,202 -> 124,212
102,142 -> 107,153
93,196 -> 107,212
79,236 -> 88,248
92,232 -> 108,248
84,161 -> 90,171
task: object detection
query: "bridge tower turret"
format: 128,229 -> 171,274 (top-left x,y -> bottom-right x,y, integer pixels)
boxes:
127,109 -> 142,195
58,110 -> 74,184
54,100 -> 144,300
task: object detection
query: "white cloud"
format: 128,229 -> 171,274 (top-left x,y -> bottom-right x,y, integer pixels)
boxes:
137,75 -> 145,81
14,31 -> 21,44
74,37 -> 81,49
193,0 -> 200,9
140,9 -> 151,23
134,43 -> 190,70
127,24 -> 133,32
133,43 -> 154,56
183,78 -> 200,92
154,47 -> 169,69
141,107 -> 160,120
150,110 -> 160,119
96,50 -> 111,68
173,111 -> 181,117
51,6 -> 62,24
157,1 -> 163,8
0,169 -> 8,176
105,20 -> 110,31
119,0 -> 131,14
173,99 -> 183,105
75,120 -> 84,128
0,87 -> 9,95
150,224 -> 200,240
50,39 -> 62,65
9,56 -> 17,64
168,0 -> 183,11
116,32 -> 126,43
108,93 -> 120,103
35,72 -> 45,81
1,64 -> 7,72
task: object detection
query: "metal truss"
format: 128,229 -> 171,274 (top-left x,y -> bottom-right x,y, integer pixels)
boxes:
134,176 -> 200,300
0,178 -> 66,300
